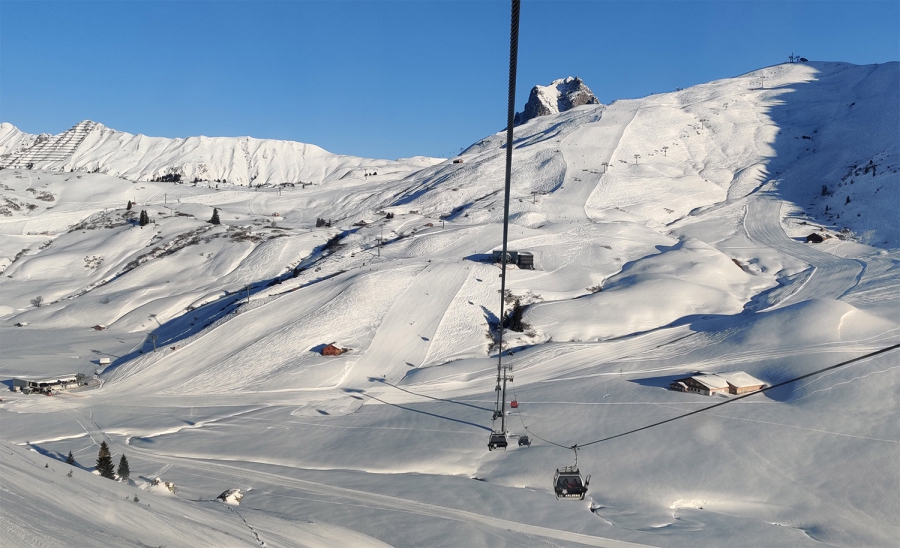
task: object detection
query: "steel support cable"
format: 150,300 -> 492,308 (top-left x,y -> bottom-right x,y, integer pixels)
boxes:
509,377 -> 573,450
515,343 -> 900,451
492,0 -> 521,435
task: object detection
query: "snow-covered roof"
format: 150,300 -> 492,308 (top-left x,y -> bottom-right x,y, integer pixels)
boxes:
15,374 -> 78,383
690,374 -> 730,390
717,371 -> 766,388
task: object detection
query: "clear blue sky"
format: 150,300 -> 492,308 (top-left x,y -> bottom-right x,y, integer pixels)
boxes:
2,1 -> 897,159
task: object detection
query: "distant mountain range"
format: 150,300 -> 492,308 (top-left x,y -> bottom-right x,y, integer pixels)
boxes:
0,120 -> 440,187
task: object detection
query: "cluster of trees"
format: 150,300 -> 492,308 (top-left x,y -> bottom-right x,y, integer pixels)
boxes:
62,441 -> 130,481
151,173 -> 182,183
315,217 -> 332,228
94,441 -> 129,480
504,299 -> 528,332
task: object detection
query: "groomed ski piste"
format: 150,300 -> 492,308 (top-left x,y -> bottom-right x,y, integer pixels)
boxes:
1,61 -> 898,547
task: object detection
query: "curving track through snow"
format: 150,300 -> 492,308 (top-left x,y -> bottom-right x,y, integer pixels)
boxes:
745,192 -> 862,309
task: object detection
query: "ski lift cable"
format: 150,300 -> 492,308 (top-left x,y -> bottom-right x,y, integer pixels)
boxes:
512,343 -> 900,451
489,0 -> 521,440
508,375 -> 575,450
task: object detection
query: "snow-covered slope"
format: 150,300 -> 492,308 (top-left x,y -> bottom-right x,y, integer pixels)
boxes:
1,61 -> 898,547
0,120 -> 442,186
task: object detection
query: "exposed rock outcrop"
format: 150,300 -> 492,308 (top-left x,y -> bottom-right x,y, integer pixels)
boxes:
515,77 -> 599,125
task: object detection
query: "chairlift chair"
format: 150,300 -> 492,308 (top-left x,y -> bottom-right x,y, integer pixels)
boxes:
553,465 -> 590,500
488,431 -> 508,451
517,435 -> 531,447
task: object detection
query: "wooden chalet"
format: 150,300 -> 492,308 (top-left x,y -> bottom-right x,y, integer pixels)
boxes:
670,371 -> 766,396
806,233 -> 825,243
321,344 -> 344,356
670,374 -> 730,396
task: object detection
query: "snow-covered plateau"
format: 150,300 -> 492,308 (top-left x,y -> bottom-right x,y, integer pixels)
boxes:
1,61 -> 898,547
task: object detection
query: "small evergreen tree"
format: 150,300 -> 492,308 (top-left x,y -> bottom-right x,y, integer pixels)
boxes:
117,454 -> 130,481
139,210 -> 149,227
96,441 -> 115,479
209,207 -> 221,225
845,195 -> 851,205
65,450 -> 75,465
126,200 -> 133,211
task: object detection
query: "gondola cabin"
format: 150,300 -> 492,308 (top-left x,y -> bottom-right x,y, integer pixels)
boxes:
553,466 -> 589,500
488,431 -> 508,451
510,400 -> 518,408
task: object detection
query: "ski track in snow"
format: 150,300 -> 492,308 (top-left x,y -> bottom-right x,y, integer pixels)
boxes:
744,194 -> 863,309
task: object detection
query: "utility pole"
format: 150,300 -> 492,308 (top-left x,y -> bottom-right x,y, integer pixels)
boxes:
662,146 -> 668,157
601,162 -> 609,173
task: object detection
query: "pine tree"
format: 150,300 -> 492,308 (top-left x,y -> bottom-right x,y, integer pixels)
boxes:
96,441 -> 115,479
209,207 -> 220,225
139,210 -> 149,227
65,450 -> 75,465
126,200 -> 133,211
117,454 -> 130,481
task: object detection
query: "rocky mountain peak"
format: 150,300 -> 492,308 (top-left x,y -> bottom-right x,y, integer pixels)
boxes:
515,76 -> 599,125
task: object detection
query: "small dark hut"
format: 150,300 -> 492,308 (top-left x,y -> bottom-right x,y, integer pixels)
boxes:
806,233 -> 825,243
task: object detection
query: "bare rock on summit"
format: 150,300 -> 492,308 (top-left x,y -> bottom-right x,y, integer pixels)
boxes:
515,77 -> 599,125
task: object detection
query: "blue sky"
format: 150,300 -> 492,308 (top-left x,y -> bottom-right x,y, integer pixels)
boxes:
2,1 -> 897,159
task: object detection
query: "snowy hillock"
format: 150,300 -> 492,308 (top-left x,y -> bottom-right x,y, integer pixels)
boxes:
1,61 -> 898,547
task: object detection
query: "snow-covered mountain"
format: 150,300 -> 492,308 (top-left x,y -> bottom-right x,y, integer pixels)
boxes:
515,76 -> 600,124
1,61 -> 898,548
0,120 -> 441,186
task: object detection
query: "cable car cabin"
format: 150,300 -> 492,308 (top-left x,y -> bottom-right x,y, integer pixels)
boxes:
488,431 -> 508,451
510,400 -> 519,408
553,466 -> 589,500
